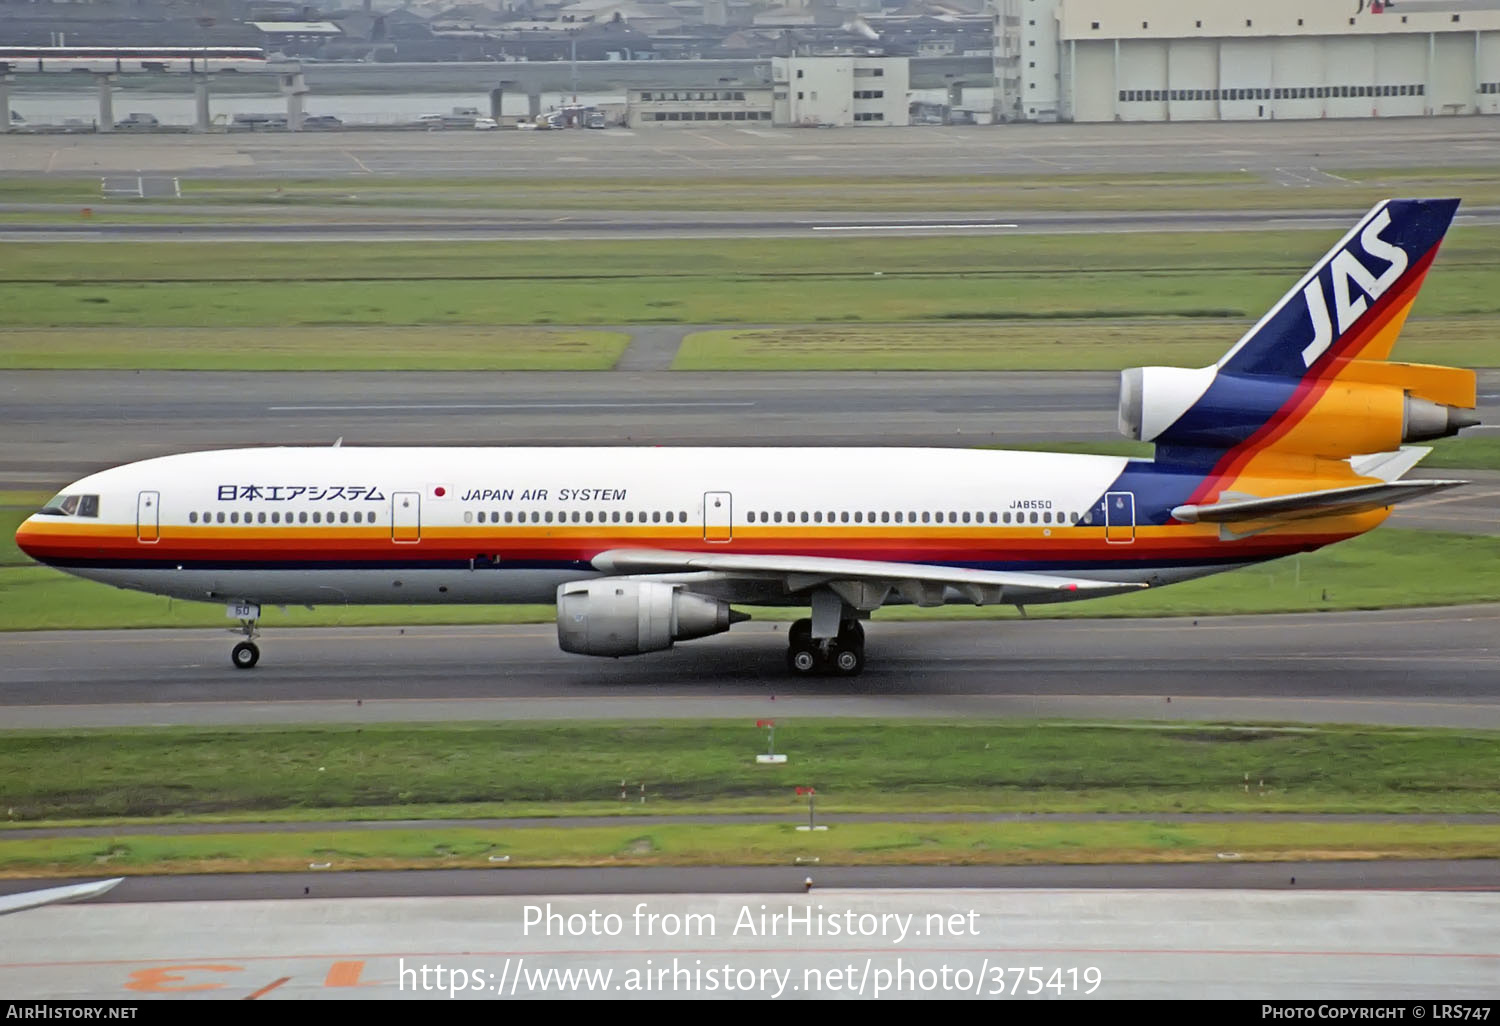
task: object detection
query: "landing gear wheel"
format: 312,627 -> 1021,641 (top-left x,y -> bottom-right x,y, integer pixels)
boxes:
231,641 -> 260,670
786,642 -> 820,675
826,641 -> 865,677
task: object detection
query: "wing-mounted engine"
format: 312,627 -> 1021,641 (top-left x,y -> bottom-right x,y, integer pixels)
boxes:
1118,363 -> 1478,459
556,579 -> 748,657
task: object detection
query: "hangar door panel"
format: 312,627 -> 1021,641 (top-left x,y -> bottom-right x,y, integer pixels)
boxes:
1220,40 -> 1272,120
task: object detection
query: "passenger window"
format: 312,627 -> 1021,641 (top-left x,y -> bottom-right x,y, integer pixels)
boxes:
652,512 -> 661,523
531,512 -> 540,523
612,511 -> 620,523
1042,512 -> 1051,524
544,512 -> 554,524
1029,512 -> 1038,524
921,512 -> 930,524
840,512 -> 850,523
853,512 -> 863,523
584,511 -> 593,523
881,512 -> 889,523
1070,512 -> 1079,524
504,512 -> 513,523
273,512 -> 281,524
298,512 -> 307,524
340,512 -> 349,524
478,511 -> 486,523
773,512 -> 783,523
189,512 -> 198,523
894,512 -> 902,523
962,512 -> 971,524
1003,512 -> 1012,524
679,511 -> 687,522
813,511 -> 823,523
257,512 -> 266,524
230,512 -> 239,524
989,512 -> 998,524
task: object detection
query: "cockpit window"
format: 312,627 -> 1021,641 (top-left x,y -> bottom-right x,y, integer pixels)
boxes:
38,493 -> 99,517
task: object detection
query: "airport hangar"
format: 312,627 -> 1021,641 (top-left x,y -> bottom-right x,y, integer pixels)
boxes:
997,0 -> 1500,123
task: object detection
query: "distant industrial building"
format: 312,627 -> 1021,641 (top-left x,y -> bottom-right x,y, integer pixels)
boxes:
996,0 -> 1500,122
627,86 -> 772,126
771,54 -> 910,126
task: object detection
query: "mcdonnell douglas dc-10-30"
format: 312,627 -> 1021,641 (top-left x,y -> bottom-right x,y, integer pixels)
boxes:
15,199 -> 1481,676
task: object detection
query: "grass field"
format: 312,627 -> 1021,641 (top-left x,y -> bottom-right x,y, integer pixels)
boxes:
4,721 -> 1499,823
0,326 -> 629,371
5,819 -> 1498,876
3,227 -> 1495,368
672,317 -> 1500,371
3,165 -> 1500,213
1,526 -> 1497,630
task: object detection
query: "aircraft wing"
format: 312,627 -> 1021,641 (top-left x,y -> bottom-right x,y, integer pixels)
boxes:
590,548 -> 1145,604
1171,479 -> 1465,525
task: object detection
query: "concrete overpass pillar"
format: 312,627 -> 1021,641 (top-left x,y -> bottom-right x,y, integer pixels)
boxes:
0,75 -> 11,133
279,68 -> 309,132
490,85 -> 505,120
96,73 -> 115,133
527,92 -> 542,118
193,73 -> 213,133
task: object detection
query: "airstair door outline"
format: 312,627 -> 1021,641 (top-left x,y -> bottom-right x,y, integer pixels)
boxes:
392,492 -> 421,543
704,491 -> 732,543
1104,490 -> 1136,544
136,490 -> 159,543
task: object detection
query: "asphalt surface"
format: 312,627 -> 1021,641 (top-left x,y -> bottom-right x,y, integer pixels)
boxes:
5,368 -> 1496,530
5,119 -> 1500,179
8,205 -> 1500,242
2,861 -> 1497,902
2,607 -> 1496,729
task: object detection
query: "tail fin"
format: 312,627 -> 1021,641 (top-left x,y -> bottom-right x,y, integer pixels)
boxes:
1118,198 -> 1477,462
1217,197 -> 1459,377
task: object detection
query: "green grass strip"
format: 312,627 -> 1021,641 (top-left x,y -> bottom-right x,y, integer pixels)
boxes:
2,527 -> 1496,630
3,720 -> 1500,823
3,820 -> 1497,877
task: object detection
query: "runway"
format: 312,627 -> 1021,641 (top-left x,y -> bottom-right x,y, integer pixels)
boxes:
5,118 -> 1500,179
3,885 -> 1497,999
2,606 -> 1497,729
5,368 -> 1498,530
8,205 -> 1500,242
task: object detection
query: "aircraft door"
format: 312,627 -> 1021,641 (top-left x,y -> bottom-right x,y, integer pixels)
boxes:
136,490 -> 159,543
1104,491 -> 1135,544
392,491 -> 421,543
703,491 -> 732,543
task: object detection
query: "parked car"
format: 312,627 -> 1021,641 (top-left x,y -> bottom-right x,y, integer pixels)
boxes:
303,114 -> 342,129
114,112 -> 159,130
473,116 -> 497,130
585,111 -> 607,129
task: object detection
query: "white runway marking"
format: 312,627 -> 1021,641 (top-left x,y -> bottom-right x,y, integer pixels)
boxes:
811,223 -> 1020,232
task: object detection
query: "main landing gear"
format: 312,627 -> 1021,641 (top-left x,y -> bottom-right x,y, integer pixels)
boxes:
229,603 -> 262,669
786,618 -> 865,677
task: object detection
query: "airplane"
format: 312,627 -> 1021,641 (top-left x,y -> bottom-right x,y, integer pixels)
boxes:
14,198 -> 1481,676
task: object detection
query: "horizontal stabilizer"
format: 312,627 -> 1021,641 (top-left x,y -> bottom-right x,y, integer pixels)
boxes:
1172,479 -> 1465,525
591,548 -> 1145,601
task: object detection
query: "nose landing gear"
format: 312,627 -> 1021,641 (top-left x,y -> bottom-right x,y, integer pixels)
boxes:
228,602 -> 262,669
785,617 -> 865,677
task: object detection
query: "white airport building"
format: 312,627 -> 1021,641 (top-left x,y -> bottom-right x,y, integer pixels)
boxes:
995,0 -> 1500,122
771,55 -> 911,126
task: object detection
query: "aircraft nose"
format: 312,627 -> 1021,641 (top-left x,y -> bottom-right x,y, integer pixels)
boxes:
14,516 -> 41,560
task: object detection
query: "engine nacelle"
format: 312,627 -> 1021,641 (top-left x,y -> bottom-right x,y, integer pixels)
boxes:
556,579 -> 745,657
1119,366 -> 1478,457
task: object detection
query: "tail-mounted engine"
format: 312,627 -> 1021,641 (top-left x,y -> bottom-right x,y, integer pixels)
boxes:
1118,363 -> 1478,459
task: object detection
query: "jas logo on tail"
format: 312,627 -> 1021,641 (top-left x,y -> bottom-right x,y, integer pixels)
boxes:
1299,207 -> 1408,367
